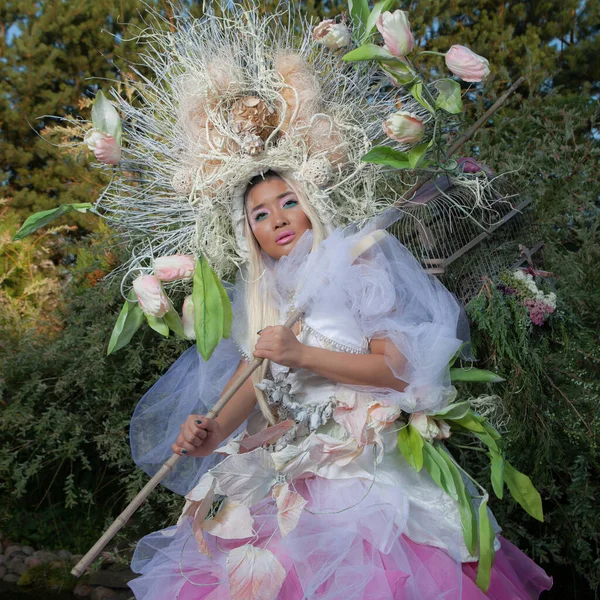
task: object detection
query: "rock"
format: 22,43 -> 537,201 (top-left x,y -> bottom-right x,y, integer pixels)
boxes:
7,557 -> 27,576
2,572 -> 20,583
25,556 -> 43,568
50,560 -> 67,569
0,565 -> 6,580
21,545 -> 35,556
4,545 -> 23,559
34,550 -> 59,563
74,582 -> 95,597
91,586 -> 118,600
87,569 -> 136,589
0,555 -> 5,566
57,549 -> 72,561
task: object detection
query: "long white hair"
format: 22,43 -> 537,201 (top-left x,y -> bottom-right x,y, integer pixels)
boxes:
243,172 -> 328,424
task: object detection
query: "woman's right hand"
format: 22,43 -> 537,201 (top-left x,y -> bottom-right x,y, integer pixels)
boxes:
171,415 -> 223,457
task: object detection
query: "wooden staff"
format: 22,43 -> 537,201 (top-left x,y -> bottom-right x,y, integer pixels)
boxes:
71,308 -> 303,577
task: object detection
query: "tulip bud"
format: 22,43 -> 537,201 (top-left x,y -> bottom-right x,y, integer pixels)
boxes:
84,129 -> 121,164
445,45 -> 490,83
376,11 -> 415,58
154,254 -> 196,282
132,275 -> 170,317
182,295 -> 196,340
410,412 -> 440,442
434,420 -> 452,440
383,110 -> 424,144
313,19 -> 351,50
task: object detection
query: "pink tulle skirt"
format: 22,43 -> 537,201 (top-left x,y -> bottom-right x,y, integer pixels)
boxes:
129,476 -> 552,600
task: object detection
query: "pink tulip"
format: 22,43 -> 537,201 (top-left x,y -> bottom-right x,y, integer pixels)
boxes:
84,129 -> 121,164
383,110 -> 424,144
376,11 -> 414,58
132,275 -> 170,317
445,45 -> 490,82
312,19 -> 351,49
154,254 -> 196,282
410,412 -> 440,442
182,295 -> 196,340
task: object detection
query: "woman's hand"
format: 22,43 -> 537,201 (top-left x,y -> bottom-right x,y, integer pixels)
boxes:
253,325 -> 306,368
172,415 -> 223,457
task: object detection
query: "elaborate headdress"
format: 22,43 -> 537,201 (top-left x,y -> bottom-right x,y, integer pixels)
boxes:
99,4 -> 416,278
19,1 -> 501,357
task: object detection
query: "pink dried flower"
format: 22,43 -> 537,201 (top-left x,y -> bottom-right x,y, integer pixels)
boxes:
445,45 -> 490,83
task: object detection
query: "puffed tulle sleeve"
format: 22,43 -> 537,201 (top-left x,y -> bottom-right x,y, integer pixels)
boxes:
266,225 -> 470,415
129,338 -> 248,495
342,228 -> 468,413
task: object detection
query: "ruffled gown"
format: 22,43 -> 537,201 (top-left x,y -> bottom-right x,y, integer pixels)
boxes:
128,228 -> 552,600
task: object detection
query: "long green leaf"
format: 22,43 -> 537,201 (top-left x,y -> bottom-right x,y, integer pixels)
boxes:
438,447 -> 478,556
363,0 -> 395,42
146,315 -> 169,338
504,461 -> 544,522
348,0 -> 370,42
489,449 -> 505,500
193,256 -> 224,361
14,203 -> 93,241
451,411 -> 486,434
475,494 -> 496,592
107,294 -> 144,355
434,79 -> 463,114
397,424 -> 424,472
450,367 -> 505,383
430,401 -> 471,421
409,81 -> 434,113
211,270 -> 233,339
361,146 -> 411,169
408,142 -> 431,169
164,306 -> 185,338
343,43 -> 399,63
422,442 -> 457,500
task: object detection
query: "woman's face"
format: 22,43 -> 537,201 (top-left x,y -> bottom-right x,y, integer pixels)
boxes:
245,176 -> 312,260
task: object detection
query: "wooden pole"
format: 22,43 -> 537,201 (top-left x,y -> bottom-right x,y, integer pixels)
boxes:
71,308 -> 303,577
397,76 -> 526,205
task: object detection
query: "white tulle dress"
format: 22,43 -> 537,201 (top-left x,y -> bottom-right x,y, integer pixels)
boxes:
128,227 -> 552,600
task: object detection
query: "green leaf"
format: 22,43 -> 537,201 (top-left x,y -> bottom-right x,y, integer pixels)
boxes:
409,81 -> 434,113
451,411 -> 486,434
13,203 -> 93,241
504,461 -> 544,522
397,424 -> 424,472
363,0 -> 395,42
448,341 -> 468,368
107,292 -> 144,355
211,271 -> 233,339
348,0 -> 370,42
489,449 -> 505,500
450,367 -> 505,383
92,90 -> 122,142
343,43 -> 400,63
193,256 -> 224,361
434,79 -> 463,114
163,306 -> 185,338
475,494 -> 496,592
430,401 -> 471,421
361,146 -> 411,169
422,442 -> 457,500
408,142 -> 431,169
438,448 -> 478,556
146,315 -> 169,338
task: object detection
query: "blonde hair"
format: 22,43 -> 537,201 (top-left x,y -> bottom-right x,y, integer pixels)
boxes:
243,172 -> 328,424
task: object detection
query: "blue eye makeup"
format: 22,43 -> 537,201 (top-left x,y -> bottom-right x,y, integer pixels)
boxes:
283,198 -> 298,208
254,211 -> 269,222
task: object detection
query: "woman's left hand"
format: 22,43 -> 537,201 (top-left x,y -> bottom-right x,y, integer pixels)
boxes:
253,325 -> 306,368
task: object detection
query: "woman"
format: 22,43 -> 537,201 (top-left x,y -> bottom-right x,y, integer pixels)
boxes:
128,171 -> 552,600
